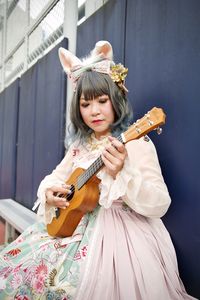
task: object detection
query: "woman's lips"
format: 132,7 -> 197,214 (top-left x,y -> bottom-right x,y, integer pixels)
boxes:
92,119 -> 103,124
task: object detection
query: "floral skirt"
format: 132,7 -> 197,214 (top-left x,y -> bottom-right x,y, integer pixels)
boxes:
0,207 -> 99,300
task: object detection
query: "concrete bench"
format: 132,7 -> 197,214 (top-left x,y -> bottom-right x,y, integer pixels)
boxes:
0,198 -> 36,243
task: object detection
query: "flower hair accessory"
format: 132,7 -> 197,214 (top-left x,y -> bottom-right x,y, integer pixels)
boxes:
110,63 -> 128,92
58,40 -> 128,93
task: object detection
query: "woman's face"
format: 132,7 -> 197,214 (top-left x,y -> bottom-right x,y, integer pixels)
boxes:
79,93 -> 115,139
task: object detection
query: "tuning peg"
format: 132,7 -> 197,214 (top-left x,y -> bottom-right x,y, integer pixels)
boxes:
148,120 -> 154,126
143,135 -> 150,142
156,127 -> 162,135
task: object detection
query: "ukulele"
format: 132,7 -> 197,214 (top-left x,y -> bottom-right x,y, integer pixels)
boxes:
47,107 -> 166,237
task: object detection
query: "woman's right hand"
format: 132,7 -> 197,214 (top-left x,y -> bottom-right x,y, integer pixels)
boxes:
45,184 -> 71,209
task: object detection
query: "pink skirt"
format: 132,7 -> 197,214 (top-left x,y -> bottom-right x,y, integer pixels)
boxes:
75,201 -> 196,300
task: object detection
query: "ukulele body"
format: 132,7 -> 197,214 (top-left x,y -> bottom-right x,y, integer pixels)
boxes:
47,167 -> 100,237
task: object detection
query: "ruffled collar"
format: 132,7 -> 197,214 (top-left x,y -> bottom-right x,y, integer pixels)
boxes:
86,133 -> 110,152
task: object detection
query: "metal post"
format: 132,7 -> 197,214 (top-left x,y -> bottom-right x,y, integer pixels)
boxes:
1,0 -> 7,90
63,0 -> 78,132
24,0 -> 30,71
5,221 -> 15,243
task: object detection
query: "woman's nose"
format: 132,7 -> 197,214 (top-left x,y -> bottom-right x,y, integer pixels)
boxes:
91,102 -> 100,115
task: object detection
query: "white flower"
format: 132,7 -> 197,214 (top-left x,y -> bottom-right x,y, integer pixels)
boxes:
0,276 -> 6,289
11,273 -> 23,289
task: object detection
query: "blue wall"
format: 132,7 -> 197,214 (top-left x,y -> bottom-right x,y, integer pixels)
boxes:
0,39 -> 68,209
0,80 -> 19,198
15,39 -> 67,209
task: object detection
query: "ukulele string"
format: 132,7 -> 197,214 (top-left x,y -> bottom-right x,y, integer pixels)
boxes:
60,159 -> 102,199
59,156 -> 103,201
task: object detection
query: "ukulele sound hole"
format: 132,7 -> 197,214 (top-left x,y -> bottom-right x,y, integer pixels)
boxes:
67,185 -> 75,201
55,185 -> 75,219
55,208 -> 60,219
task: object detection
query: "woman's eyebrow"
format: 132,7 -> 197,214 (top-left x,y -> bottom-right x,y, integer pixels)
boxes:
99,95 -> 108,99
80,97 -> 92,101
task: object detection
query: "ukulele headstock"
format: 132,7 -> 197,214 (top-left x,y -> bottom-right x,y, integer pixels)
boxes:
123,107 -> 166,143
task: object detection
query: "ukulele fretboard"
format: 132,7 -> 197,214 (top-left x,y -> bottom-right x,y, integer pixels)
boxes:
77,134 -> 124,189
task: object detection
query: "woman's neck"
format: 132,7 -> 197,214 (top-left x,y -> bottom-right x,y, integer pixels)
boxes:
93,131 -> 110,140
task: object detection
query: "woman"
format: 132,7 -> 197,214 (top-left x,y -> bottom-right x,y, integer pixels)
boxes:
0,41 -> 196,300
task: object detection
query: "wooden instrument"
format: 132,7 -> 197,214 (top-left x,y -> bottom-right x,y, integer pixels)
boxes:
47,107 -> 166,237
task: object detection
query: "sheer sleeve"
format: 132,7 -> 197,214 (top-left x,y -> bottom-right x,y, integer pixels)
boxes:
99,138 -> 171,218
33,145 -> 74,224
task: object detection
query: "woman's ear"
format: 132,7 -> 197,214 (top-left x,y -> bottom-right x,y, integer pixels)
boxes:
91,41 -> 113,60
58,47 -> 81,74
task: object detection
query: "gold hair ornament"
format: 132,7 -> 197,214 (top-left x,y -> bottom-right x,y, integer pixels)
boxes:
110,63 -> 129,93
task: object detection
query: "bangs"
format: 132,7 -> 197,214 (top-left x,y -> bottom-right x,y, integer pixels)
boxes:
76,71 -> 111,100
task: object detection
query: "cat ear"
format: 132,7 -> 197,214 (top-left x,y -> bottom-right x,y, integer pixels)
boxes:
58,47 -> 82,74
91,41 -> 113,60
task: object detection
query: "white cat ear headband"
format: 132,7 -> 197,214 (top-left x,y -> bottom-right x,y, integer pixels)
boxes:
58,40 -> 128,92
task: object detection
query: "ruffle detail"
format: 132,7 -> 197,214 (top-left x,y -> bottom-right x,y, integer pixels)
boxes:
85,133 -> 110,153
98,157 -> 142,209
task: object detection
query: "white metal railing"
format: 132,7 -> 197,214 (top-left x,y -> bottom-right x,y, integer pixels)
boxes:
0,0 -> 109,93
0,0 -> 65,89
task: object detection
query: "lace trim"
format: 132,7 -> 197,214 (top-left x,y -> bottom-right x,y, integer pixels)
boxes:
85,133 -> 110,152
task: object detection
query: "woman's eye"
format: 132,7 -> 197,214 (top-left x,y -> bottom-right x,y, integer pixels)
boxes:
81,103 -> 89,108
99,98 -> 108,104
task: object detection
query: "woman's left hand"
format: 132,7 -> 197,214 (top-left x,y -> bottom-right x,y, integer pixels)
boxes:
101,136 -> 127,179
